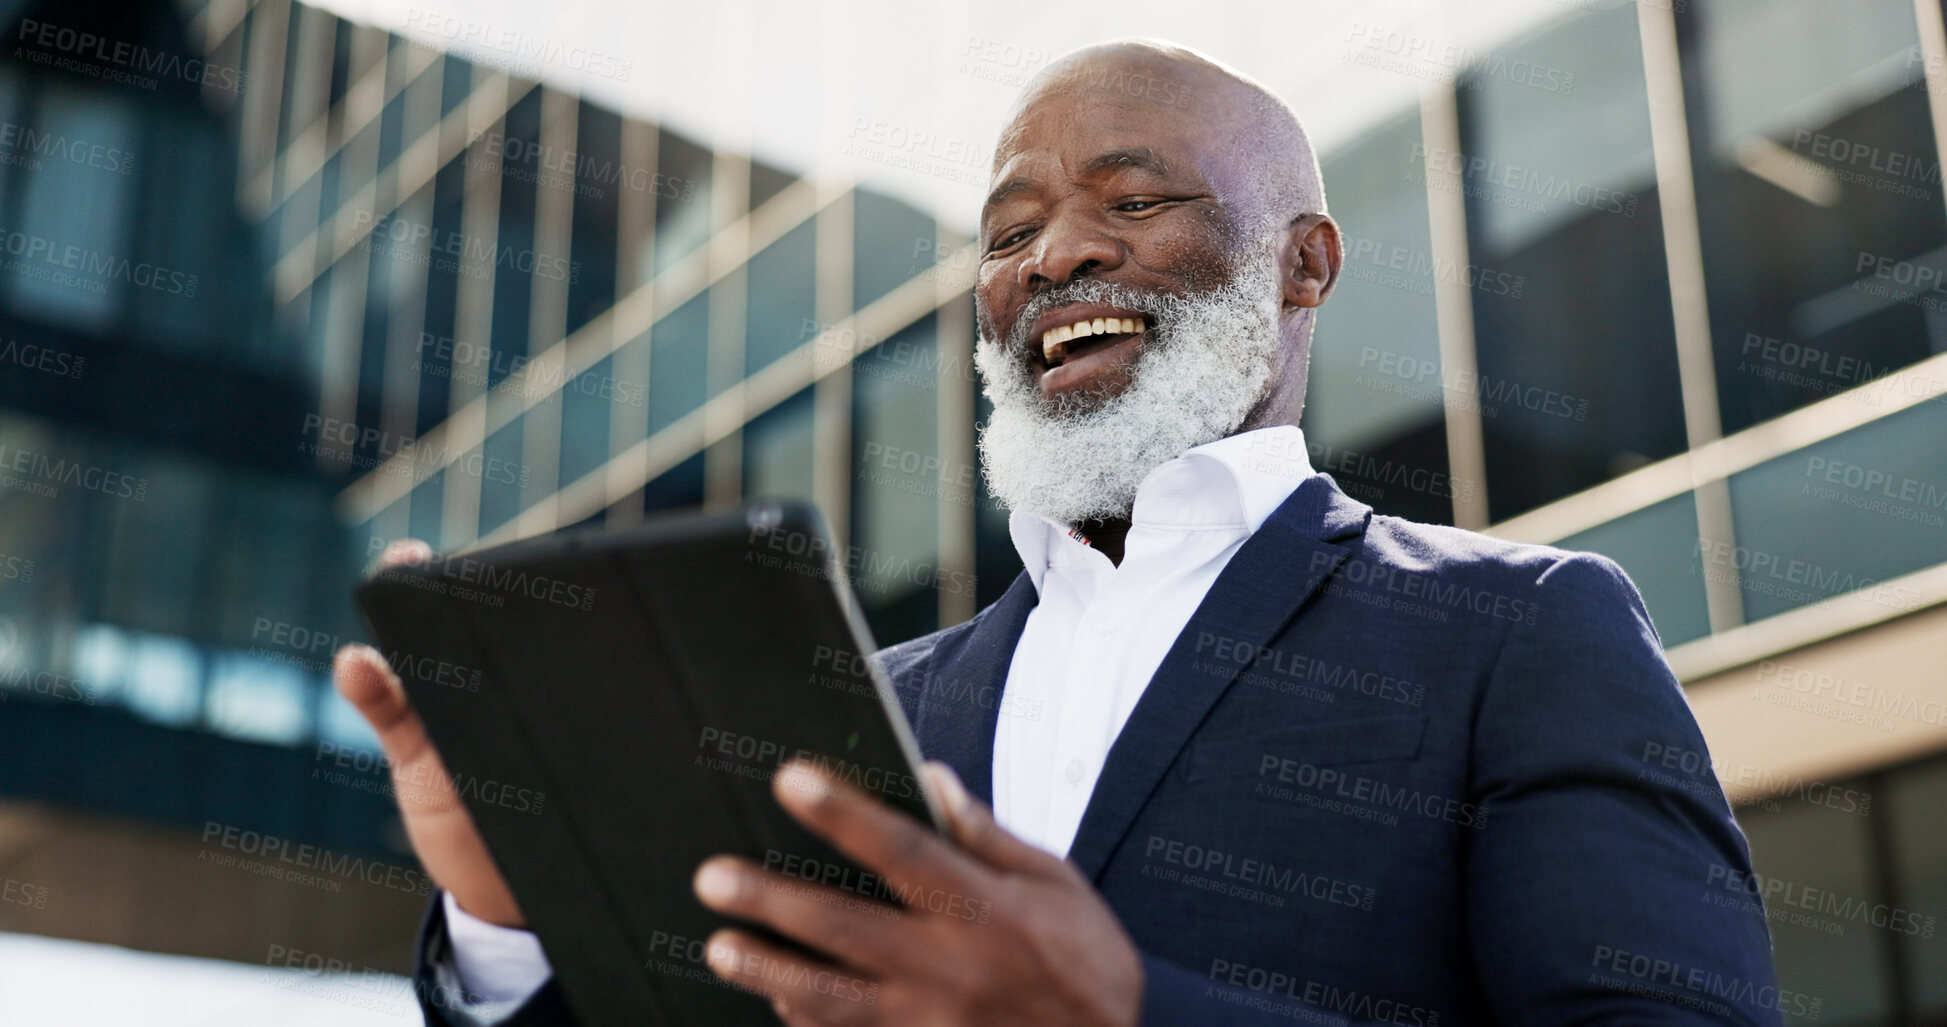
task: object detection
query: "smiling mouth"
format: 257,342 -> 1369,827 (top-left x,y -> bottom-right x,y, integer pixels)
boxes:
1040,316 -> 1148,368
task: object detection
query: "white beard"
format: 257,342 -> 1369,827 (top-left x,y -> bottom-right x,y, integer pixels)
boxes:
974,248 -> 1286,524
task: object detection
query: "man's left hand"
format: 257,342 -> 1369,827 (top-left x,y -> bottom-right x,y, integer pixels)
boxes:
692,759 -> 1145,1027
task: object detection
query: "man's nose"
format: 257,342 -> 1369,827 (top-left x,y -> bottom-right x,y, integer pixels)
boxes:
1017,214 -> 1124,291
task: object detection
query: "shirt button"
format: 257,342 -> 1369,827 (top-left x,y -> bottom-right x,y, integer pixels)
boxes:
1087,612 -> 1118,634
1065,759 -> 1085,785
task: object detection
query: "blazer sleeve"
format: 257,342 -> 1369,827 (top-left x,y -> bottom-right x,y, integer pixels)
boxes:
414,891 -> 581,1026
1463,553 -> 1789,1026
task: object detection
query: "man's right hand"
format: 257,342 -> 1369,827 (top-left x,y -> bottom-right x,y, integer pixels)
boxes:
333,538 -> 525,929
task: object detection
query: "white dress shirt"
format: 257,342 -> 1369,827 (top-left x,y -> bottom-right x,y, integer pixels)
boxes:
441,424 -> 1316,1016
992,424 -> 1313,856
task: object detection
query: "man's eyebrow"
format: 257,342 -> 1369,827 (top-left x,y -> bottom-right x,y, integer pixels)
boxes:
982,147 -> 1178,222
983,176 -> 1037,216
1077,147 -> 1172,180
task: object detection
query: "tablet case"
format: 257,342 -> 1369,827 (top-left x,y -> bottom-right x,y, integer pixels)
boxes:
355,501 -> 943,1026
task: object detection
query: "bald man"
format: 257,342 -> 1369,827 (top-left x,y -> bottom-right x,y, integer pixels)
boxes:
343,38 -> 1781,1027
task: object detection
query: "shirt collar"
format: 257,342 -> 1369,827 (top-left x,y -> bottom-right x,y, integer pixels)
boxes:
1007,424 -> 1314,593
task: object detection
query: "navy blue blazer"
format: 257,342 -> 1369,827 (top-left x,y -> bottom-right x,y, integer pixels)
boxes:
418,474 -> 1782,1026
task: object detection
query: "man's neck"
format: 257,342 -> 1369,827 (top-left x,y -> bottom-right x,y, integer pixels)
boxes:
1075,516 -> 1133,565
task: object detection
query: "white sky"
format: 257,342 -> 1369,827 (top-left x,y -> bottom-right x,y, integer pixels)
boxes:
313,0 -> 1606,229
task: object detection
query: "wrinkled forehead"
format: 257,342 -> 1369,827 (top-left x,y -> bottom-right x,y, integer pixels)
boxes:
984,63 -> 1258,219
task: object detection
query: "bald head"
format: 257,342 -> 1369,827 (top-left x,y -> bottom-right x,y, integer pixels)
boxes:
1000,39 -> 1325,236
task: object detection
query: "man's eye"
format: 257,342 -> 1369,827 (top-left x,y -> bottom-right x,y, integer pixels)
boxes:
1116,200 -> 1162,212
993,228 -> 1035,250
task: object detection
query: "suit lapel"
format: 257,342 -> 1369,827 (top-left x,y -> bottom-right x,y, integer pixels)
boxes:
912,571 -> 1038,806
1064,475 -> 1372,881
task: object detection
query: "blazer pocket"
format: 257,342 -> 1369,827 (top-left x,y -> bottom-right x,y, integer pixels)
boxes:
1181,713 -> 1428,783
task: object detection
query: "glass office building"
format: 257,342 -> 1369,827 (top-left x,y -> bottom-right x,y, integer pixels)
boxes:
0,0 -> 1941,1021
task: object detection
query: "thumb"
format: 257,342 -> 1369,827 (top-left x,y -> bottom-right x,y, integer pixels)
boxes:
923,761 -> 1065,876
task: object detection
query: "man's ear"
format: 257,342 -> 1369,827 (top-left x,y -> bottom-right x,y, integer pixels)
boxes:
1278,214 -> 1342,310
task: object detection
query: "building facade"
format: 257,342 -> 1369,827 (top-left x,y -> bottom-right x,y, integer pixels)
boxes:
0,0 -> 1941,1021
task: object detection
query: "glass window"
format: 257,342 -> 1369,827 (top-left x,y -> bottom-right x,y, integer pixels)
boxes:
853,190 -> 933,312
568,103 -> 623,334
1556,492 -> 1711,647
744,387 -> 814,503
654,129 -> 712,274
1307,110 -> 1454,526
560,355 -> 617,488
1739,785 -> 1893,1023
745,221 -> 816,374
1886,757 -> 1947,1016
121,632 -> 203,727
204,650 -> 311,744
1457,4 -> 1686,520
477,424 -> 526,538
750,156 -> 796,211
648,292 -> 710,434
1726,398 -> 1947,622
7,81 -> 138,333
1686,0 -> 1946,435
851,316 -> 942,643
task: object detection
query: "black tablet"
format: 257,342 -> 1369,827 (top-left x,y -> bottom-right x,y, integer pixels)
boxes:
355,501 -> 945,1026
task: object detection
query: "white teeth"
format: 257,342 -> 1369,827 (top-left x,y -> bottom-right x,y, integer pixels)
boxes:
1039,315 -> 1148,367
